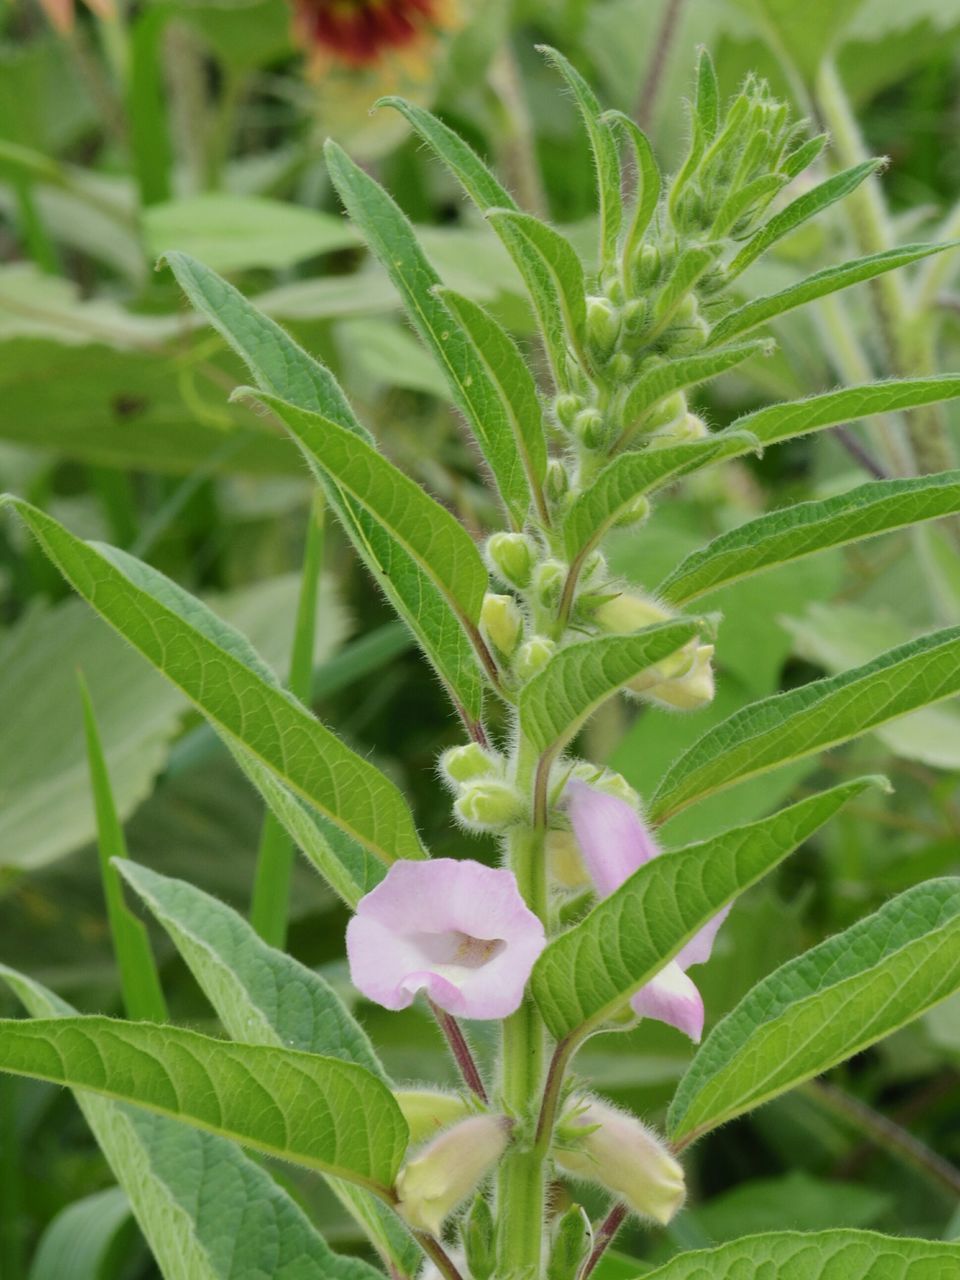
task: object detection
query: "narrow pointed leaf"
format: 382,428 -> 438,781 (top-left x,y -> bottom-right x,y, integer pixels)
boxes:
651,245 -> 718,332
520,621 -> 701,758
660,471 -> 960,605
1,968 -> 386,1280
324,139 -> 531,527
165,250 -> 484,724
728,160 -> 882,276
642,1231 -> 960,1279
651,627 -> 960,822
694,48 -> 719,139
532,778 -> 879,1042
2,497 -> 426,864
711,242 -> 960,346
0,1015 -> 408,1191
668,878 -> 960,1145
604,111 -> 661,256
620,341 -> 769,434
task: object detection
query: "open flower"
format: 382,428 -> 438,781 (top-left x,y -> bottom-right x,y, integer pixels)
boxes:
346,858 -> 546,1019
292,0 -> 455,68
566,780 -> 729,1042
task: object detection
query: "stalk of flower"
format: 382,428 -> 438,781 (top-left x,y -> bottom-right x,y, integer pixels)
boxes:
395,1113 -> 513,1236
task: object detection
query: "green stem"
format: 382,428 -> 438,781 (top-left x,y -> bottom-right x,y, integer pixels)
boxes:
250,494 -> 325,945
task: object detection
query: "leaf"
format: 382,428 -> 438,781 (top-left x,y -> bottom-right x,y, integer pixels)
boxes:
1,497 -> 426,865
651,246 -> 718,333
650,626 -> 960,821
619,342 -> 770,435
520,621 -> 702,758
533,779 -> 879,1043
660,471 -> 960,605
145,195 -> 359,273
539,45 -> 622,270
640,1230 -> 960,1279
728,161 -> 883,277
563,432 -> 759,566
710,242 -> 960,346
668,878 -> 960,1145
28,1187 -> 133,1280
0,1013 -> 408,1191
323,140 -> 532,527
486,209 -> 588,390
2,968 -> 386,1280
603,111 -> 661,258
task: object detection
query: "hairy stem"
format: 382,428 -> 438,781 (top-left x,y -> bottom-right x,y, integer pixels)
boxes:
414,1232 -> 467,1280
581,1202 -> 628,1279
429,1000 -> 489,1104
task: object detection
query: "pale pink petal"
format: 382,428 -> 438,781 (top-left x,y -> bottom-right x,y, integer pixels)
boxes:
676,904 -> 731,969
566,780 -> 659,898
630,963 -> 705,1043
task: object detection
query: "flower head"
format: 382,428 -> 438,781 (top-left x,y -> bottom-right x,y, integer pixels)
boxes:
37,0 -> 113,33
292,0 -> 456,68
396,1113 -> 510,1235
566,780 -> 729,1042
346,858 -> 546,1019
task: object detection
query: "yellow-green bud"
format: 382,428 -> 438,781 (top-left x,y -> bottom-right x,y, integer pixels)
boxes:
396,1115 -> 511,1237
580,551 -> 608,585
569,763 -> 637,805
645,391 -> 687,433
395,1090 -> 475,1144
614,495 -> 651,529
554,1099 -> 685,1225
650,412 -> 709,449
553,394 -> 581,431
594,591 -> 674,633
455,779 -> 525,831
440,743 -> 500,786
546,459 -> 571,504
639,642 -> 716,710
480,592 -> 523,657
632,243 -> 661,290
533,559 -> 567,610
485,531 -> 536,589
622,297 -> 648,337
547,829 -> 588,889
515,635 -> 556,681
461,1195 -> 496,1280
586,295 -> 621,357
606,351 -> 633,381
602,275 -> 625,306
573,407 -> 607,450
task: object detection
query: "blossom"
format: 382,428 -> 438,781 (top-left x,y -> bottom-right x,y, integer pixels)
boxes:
292,0 -> 457,69
396,1113 -> 510,1235
566,780 -> 729,1042
555,1098 -> 685,1224
346,858 -> 546,1019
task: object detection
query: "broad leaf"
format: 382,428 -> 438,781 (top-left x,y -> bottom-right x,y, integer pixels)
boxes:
650,626 -> 960,821
619,342 -> 770,437
641,1230 -> 960,1279
1,498 -> 425,865
1,968 -> 385,1280
323,140 -> 532,527
710,242 -> 960,346
0,1014 -> 407,1191
28,1188 -> 132,1280
660,471 -> 960,604
668,878 -> 960,1145
532,778 -> 878,1042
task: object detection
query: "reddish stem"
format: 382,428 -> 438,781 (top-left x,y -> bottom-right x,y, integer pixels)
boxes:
580,1202 -> 628,1279
429,999 -> 489,1104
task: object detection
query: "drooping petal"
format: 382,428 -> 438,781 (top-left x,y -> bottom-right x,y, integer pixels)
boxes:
630,962 -> 705,1043
566,779 -> 659,898
676,903 -> 731,969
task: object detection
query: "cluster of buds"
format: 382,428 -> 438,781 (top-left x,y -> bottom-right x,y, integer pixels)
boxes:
592,592 -> 716,712
439,743 -> 526,832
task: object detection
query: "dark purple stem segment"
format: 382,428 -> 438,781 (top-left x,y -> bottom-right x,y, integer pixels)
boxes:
429,999 -> 489,1104
580,1202 -> 629,1280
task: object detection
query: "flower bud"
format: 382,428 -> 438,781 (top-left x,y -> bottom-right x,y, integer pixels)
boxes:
554,1099 -> 685,1225
594,591 -> 674,633
439,743 -> 501,786
651,412 -> 709,449
395,1089 -> 475,1144
614,495 -> 651,529
485,531 -> 536,589
547,828 -> 588,889
640,642 -> 716,711
573,408 -> 608,451
461,1194 -> 496,1280
602,275 -> 625,306
622,297 -> 648,338
547,1204 -> 592,1280
545,459 -> 571,504
645,391 -> 687,433
664,315 -> 710,355
632,243 -> 661,290
396,1114 -> 511,1237
455,779 -> 525,831
553,394 -> 581,431
515,635 -> 556,681
569,764 -> 637,805
480,592 -> 523,658
580,550 -> 608,586
606,351 -> 634,381
586,296 -> 621,358
533,559 -> 567,610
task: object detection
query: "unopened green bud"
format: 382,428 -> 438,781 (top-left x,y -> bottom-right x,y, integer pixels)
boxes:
455,779 -> 525,831
638,642 -> 716,711
546,459 -> 570,503
602,275 -> 625,306
606,351 -> 634,381
553,393 -> 581,431
614,495 -> 651,528
665,315 -> 710,354
461,1195 -> 496,1280
632,243 -> 661,290
554,1099 -> 685,1225
395,1090 -> 475,1144
396,1115 -> 511,1237
440,743 -> 500,786
580,550 -> 608,585
646,391 -> 687,432
622,297 -> 648,338
480,592 -> 523,657
573,407 -> 608,450
586,295 -> 621,357
515,635 -> 556,681
547,1204 -> 593,1280
533,559 -> 567,609
651,411 -> 709,448
569,763 -> 637,805
594,591 -> 674,633
485,531 -> 536,589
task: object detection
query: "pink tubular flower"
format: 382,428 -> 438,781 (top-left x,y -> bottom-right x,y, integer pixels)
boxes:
566,780 -> 729,1043
346,858 -> 546,1019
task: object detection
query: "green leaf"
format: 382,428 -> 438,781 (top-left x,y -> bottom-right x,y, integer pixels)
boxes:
1,497 -> 426,865
650,626 -> 960,821
0,1014 -> 407,1192
435,287 -> 549,524
531,777 -> 877,1043
323,139 -> 532,527
520,621 -> 702,757
166,252 -> 485,722
650,245 -> 718,334
668,878 -> 960,1145
728,161 -> 883,277
693,47 -> 720,139
79,677 -> 167,1024
603,112 -> 661,261
28,1188 -> 132,1280
710,242 -> 960,346
563,432 -> 759,566
539,45 -> 622,270
1,969 -> 386,1280
640,1231 -> 960,1280
619,342 -> 770,438
486,209 -> 588,391
660,471 -> 960,605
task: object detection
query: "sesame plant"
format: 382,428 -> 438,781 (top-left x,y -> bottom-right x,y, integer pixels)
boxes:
4,47 -> 960,1280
